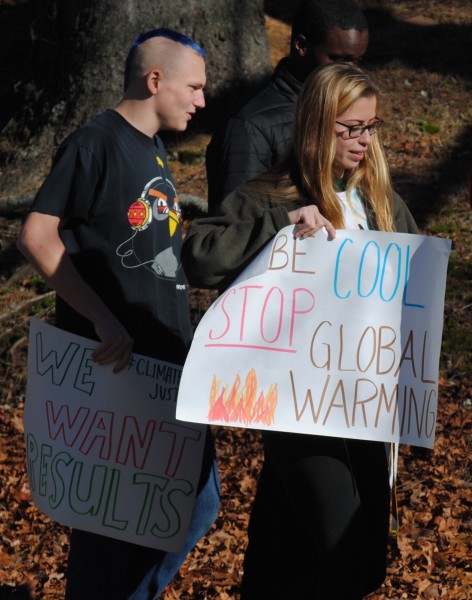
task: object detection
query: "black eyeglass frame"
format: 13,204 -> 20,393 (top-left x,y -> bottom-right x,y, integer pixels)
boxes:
335,119 -> 384,138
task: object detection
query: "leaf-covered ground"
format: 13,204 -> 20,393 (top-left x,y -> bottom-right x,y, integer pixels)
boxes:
1,1 -> 471,598
0,360 -> 471,599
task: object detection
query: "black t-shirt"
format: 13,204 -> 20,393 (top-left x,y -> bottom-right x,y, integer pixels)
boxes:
32,109 -> 193,364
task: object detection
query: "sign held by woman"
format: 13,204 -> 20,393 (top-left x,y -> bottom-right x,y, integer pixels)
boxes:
177,227 -> 450,449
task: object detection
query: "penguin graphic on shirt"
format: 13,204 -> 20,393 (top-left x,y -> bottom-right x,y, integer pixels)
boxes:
117,173 -> 182,280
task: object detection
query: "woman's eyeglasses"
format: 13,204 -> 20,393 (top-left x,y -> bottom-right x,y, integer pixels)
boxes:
335,119 -> 384,138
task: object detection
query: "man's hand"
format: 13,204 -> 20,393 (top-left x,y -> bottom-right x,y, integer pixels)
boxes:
92,317 -> 134,373
287,205 -> 336,240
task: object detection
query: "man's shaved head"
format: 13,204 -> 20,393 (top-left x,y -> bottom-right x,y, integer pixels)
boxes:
124,28 -> 206,92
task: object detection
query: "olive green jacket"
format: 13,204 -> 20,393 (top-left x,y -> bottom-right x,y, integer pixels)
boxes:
182,186 -> 418,291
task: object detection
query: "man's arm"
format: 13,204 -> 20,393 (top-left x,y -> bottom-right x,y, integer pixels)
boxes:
17,211 -> 133,372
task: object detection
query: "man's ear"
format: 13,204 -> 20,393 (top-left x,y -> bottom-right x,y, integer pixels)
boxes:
147,69 -> 162,95
293,34 -> 308,58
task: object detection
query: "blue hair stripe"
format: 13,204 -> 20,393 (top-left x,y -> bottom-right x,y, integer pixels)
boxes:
131,28 -> 206,58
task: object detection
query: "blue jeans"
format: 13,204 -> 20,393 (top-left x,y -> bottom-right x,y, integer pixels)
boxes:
65,429 -> 220,600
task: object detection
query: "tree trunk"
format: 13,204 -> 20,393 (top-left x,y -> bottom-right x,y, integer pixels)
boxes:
0,0 -> 271,198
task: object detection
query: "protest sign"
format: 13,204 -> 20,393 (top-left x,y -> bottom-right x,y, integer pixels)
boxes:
24,319 -> 206,551
177,228 -> 451,449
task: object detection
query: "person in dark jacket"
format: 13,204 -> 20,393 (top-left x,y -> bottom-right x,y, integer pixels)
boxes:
184,62 -> 418,599
206,0 -> 369,213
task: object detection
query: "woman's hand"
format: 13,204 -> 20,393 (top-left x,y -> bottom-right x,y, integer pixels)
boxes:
287,206 -> 336,239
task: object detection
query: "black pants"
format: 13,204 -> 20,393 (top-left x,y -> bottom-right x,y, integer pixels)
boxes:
241,432 -> 390,600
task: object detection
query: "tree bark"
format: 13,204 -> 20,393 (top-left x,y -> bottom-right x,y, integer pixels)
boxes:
0,0 -> 271,198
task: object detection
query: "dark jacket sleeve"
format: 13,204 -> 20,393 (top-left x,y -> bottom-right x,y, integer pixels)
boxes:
206,118 -> 274,215
206,62 -> 300,214
393,192 -> 419,234
181,188 -> 291,290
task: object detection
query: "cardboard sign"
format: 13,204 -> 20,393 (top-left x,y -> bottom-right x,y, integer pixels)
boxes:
177,228 -> 451,449
24,319 -> 206,551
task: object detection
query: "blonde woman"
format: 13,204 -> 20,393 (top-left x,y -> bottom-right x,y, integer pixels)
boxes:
182,63 -> 418,599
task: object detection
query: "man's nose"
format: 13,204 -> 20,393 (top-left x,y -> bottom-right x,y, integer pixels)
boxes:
194,90 -> 205,109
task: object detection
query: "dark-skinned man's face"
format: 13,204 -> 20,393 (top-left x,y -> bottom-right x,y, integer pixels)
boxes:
296,28 -> 369,78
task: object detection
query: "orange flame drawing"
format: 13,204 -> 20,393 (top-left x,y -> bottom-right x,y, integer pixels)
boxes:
208,368 -> 278,426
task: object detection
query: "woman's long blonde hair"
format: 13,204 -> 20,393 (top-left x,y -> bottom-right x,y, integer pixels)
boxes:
250,62 -> 395,231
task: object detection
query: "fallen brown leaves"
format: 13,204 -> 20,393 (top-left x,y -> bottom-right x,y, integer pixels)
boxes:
170,375 -> 472,600
1,368 -> 470,599
1,1 -> 472,597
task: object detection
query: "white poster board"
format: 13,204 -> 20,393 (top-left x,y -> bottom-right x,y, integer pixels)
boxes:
24,319 -> 207,551
177,228 -> 451,449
